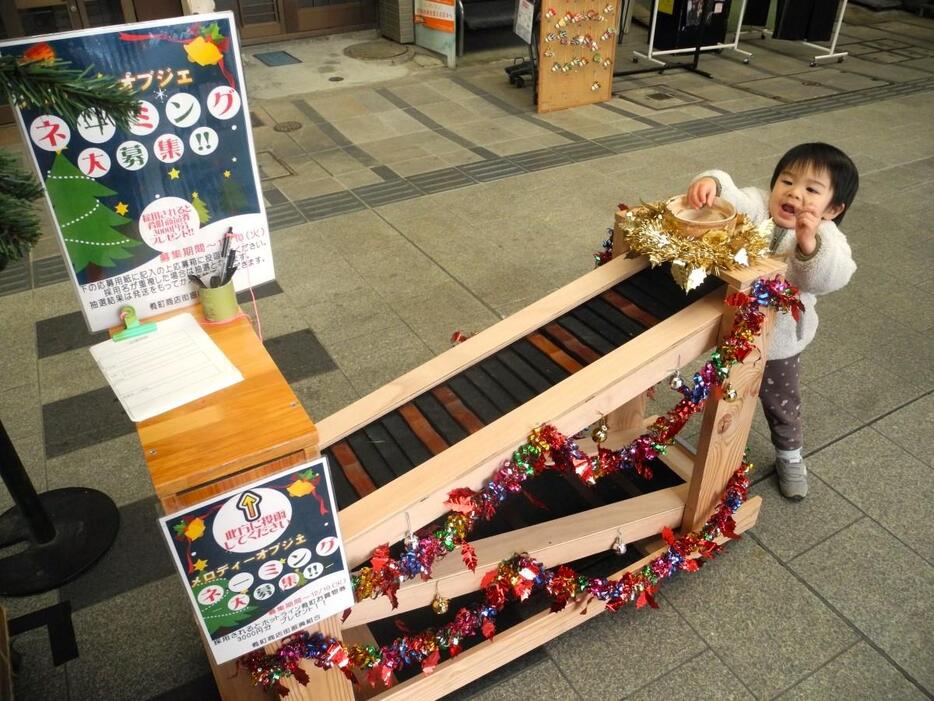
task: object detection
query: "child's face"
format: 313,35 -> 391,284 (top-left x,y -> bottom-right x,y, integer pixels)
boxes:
769,164 -> 845,229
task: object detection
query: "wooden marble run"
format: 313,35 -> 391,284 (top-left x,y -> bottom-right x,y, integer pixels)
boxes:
140,210 -> 786,700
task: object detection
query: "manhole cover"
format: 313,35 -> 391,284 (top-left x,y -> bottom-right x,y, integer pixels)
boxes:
273,121 -> 302,133
801,80 -> 821,86
344,40 -> 408,61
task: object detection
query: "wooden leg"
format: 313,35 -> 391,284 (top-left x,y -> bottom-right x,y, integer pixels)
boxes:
682,284 -> 775,533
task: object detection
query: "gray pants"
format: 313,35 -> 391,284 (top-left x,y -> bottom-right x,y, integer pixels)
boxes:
759,353 -> 803,451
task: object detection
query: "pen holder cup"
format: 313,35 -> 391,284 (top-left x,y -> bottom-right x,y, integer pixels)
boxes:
199,279 -> 239,322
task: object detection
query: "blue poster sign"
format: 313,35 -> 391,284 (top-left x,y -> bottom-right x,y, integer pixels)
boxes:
0,12 -> 274,332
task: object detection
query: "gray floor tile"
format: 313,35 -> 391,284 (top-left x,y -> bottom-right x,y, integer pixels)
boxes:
751,473 -> 862,562
546,599 -> 706,698
663,537 -> 857,698
0,430 -> 45,514
0,381 -> 42,443
67,576 -> 210,701
870,393 -> 934,468
626,649 -> 753,701
790,518 -> 934,692
776,641 -> 928,701
45,433 -> 153,507
327,323 -> 434,397
38,348 -> 108,404
290,368 -> 358,422
10,627 -> 68,701
454,655 -> 579,701
809,358 -> 926,424
807,427 -> 934,562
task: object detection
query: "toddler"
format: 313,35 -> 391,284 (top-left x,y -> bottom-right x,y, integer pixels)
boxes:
686,142 -> 858,500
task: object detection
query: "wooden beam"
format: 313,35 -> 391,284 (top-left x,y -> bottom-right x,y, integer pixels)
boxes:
315,255 -> 650,448
343,484 -> 688,627
335,291 -> 724,568
369,496 -> 762,700
682,277 -> 780,532
660,441 -> 695,482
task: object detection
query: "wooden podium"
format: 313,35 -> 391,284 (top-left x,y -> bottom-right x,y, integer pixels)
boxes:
120,306 -> 319,514
116,306 -> 344,700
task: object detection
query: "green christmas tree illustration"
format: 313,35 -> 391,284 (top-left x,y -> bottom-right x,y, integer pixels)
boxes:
44,151 -> 139,273
194,579 -> 258,635
220,173 -> 247,215
192,191 -> 211,225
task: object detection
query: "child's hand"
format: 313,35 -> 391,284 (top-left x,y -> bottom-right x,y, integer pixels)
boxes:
686,177 -> 717,209
795,207 -> 821,255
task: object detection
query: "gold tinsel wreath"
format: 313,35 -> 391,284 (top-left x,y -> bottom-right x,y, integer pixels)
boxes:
618,201 -> 773,291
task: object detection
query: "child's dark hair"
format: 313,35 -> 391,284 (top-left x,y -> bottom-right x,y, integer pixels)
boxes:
770,143 -> 858,224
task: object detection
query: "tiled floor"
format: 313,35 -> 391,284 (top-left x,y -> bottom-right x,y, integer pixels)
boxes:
1,5 -> 933,701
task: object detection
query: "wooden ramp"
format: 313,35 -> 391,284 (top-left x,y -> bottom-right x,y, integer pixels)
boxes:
213,217 -> 787,699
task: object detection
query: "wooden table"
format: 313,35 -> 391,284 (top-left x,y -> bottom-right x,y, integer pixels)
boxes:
113,306 -> 319,513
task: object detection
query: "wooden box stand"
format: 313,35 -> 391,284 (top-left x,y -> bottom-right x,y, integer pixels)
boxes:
132,212 -> 786,698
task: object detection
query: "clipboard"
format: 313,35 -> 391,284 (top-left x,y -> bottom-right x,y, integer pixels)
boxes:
90,312 -> 244,423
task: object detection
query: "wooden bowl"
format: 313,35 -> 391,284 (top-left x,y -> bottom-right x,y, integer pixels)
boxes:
663,195 -> 737,238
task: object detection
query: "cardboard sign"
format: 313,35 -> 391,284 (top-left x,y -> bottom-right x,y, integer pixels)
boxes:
159,457 -> 353,664
0,12 -> 274,332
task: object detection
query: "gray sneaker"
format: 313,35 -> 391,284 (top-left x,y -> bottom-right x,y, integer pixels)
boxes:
775,456 -> 808,500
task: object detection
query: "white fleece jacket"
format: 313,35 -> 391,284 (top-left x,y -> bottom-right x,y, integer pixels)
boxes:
696,169 -> 857,361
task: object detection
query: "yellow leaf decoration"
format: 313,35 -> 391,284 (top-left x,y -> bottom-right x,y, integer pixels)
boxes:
184,517 -> 206,542
185,36 -> 223,67
287,480 -> 314,498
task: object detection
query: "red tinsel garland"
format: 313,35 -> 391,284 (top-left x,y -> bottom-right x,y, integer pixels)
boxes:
242,460 -> 753,695
239,276 -> 801,695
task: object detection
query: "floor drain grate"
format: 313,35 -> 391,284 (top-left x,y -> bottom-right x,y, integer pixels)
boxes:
273,121 -> 302,133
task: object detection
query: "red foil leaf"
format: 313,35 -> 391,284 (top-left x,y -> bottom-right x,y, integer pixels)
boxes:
480,567 -> 499,589
421,648 -> 441,675
371,544 -> 391,572
461,542 -> 478,572
661,526 -> 676,546
481,619 -> 496,639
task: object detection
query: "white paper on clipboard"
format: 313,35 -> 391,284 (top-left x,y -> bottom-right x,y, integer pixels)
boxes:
89,313 -> 243,423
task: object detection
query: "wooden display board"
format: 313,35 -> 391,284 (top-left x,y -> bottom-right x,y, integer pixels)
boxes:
536,0 -> 622,112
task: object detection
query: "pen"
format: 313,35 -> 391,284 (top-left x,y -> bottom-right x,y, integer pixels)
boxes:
220,226 -> 233,260
216,227 -> 234,283
222,266 -> 238,286
221,248 -> 236,285
188,274 -> 206,288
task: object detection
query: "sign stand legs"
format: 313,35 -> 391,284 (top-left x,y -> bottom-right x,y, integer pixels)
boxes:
0,420 -> 119,596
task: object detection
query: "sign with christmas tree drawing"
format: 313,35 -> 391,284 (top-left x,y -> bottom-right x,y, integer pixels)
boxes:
159,456 -> 353,664
0,13 -> 274,332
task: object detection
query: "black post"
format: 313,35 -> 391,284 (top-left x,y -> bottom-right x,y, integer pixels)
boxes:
0,419 -> 120,596
0,420 -> 56,543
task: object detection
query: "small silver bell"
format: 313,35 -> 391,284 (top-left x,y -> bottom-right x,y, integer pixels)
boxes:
612,535 -> 627,555
404,532 -> 419,551
669,373 -> 684,391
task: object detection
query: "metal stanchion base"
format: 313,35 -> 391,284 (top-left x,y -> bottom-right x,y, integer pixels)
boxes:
0,488 -> 119,596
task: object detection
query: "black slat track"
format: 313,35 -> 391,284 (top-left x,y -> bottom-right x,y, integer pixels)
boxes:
320,265 -> 723,654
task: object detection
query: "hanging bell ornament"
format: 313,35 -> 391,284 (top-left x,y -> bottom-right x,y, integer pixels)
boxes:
432,593 -> 450,615
723,384 -> 738,402
404,532 -> 420,551
669,373 -> 684,391
612,534 -> 627,555
591,420 -> 608,444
